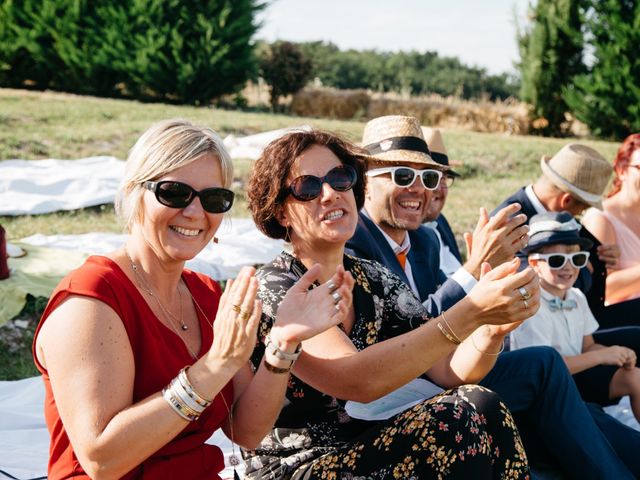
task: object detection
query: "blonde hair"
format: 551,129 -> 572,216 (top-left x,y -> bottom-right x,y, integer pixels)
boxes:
115,119 -> 233,232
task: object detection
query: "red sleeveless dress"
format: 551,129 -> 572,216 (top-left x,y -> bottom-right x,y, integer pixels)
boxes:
32,256 -> 233,479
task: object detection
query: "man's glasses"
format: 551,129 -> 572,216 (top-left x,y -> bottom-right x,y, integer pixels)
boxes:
442,174 -> 455,188
143,181 -> 234,213
285,165 -> 357,201
529,251 -> 590,269
366,166 -> 443,190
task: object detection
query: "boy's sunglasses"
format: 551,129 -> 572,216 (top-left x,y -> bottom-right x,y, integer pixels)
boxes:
529,251 -> 590,269
143,181 -> 234,213
285,165 -> 357,201
366,166 -> 443,190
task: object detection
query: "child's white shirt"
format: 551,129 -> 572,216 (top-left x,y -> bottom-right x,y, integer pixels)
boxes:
510,287 -> 600,356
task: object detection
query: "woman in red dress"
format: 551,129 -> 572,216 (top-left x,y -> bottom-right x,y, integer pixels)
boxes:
33,119 -> 353,479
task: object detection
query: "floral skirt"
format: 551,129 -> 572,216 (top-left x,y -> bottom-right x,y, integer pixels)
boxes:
243,385 -> 529,479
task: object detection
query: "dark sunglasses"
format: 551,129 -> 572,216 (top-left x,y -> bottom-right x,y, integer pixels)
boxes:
143,181 -> 234,213
366,166 -> 443,190
285,165 -> 358,201
529,251 -> 590,269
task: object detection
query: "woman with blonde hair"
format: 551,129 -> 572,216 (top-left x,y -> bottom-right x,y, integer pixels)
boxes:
33,120 -> 351,479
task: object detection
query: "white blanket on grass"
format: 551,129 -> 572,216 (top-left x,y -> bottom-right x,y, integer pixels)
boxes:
19,219 -> 283,281
1,376 -> 638,480
0,376 -> 242,480
0,126 -> 310,216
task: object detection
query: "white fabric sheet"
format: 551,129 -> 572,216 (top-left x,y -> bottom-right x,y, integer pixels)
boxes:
0,157 -> 125,216
0,126 -> 310,216
0,376 -> 242,479
19,218 -> 283,281
1,375 -> 638,479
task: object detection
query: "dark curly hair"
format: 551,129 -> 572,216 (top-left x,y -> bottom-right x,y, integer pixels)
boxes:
248,129 -> 368,240
609,133 -> 640,197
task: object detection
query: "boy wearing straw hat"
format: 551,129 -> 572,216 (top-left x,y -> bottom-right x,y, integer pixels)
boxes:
347,115 -> 640,478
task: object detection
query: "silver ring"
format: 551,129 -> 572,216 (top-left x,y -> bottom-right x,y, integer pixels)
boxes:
327,281 -> 337,292
331,291 -> 342,303
523,299 -> 529,309
334,303 -> 341,312
518,287 -> 531,300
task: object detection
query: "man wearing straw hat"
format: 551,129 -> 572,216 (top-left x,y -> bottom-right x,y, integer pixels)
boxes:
493,144 -> 636,328
346,115 -> 638,478
420,127 -> 464,277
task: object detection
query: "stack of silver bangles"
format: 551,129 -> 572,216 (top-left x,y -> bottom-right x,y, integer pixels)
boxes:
162,367 -> 213,421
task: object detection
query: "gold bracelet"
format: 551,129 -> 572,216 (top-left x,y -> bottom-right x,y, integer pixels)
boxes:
437,321 -> 461,345
178,367 -> 213,407
440,311 -> 462,344
470,332 -> 505,356
263,357 -> 291,374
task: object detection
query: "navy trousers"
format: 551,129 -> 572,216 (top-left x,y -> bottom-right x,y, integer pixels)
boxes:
480,346 -> 636,479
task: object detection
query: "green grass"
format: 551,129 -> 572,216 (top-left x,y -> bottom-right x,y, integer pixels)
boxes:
0,88 -> 623,379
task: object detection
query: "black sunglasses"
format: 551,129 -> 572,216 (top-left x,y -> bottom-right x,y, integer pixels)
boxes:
285,165 -> 358,201
143,181 -> 234,214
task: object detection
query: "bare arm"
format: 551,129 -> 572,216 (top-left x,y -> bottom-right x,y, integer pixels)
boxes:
35,265 -> 352,477
291,259 -> 539,401
563,336 -> 637,374
582,211 -> 640,302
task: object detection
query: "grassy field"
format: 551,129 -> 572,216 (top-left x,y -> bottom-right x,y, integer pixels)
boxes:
0,88 -> 622,379
1,88 -> 621,240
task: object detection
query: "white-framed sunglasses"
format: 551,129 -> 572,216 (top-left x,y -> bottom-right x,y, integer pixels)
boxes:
366,166 -> 443,190
529,251 -> 590,269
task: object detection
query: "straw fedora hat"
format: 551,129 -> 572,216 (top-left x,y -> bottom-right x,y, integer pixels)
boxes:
421,127 -> 460,177
540,143 -> 612,209
361,115 -> 443,169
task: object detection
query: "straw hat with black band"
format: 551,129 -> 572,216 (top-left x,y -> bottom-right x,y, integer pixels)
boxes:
540,143 -> 612,209
421,127 -> 460,177
361,115 -> 445,169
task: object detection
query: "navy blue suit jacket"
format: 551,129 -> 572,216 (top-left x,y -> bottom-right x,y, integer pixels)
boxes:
493,187 -> 602,303
435,214 -> 462,263
346,213 -> 467,316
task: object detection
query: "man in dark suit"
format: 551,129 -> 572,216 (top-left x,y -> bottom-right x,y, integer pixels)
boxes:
347,115 -> 640,478
493,143 -> 639,331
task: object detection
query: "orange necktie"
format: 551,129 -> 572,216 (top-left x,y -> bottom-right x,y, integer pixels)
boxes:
396,250 -> 407,269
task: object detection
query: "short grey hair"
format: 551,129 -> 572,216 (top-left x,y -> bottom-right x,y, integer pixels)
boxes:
115,119 -> 233,232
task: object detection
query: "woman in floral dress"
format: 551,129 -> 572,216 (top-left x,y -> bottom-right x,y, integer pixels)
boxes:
244,130 -> 534,479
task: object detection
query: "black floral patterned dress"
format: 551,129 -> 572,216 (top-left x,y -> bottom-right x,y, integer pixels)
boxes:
244,252 -> 529,479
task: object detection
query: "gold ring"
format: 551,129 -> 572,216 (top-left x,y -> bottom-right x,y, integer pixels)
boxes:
232,304 -> 242,314
239,310 -> 251,321
518,287 -> 531,301
523,299 -> 529,309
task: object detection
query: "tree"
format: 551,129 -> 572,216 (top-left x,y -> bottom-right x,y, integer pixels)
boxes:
260,41 -> 312,111
564,0 -> 640,139
517,0 -> 586,136
0,0 -> 265,104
